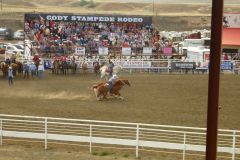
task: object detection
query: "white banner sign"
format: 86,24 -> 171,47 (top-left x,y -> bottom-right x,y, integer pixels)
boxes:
114,61 -> 151,68
143,47 -> 153,55
223,14 -> 240,28
98,47 -> 108,55
122,47 -> 131,56
75,47 -> 85,56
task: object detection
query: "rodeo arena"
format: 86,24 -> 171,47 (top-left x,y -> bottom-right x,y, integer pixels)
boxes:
0,12 -> 240,160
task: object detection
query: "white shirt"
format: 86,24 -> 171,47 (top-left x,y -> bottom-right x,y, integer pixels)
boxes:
38,64 -> 44,71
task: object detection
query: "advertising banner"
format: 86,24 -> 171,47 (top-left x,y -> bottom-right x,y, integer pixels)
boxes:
25,14 -> 152,24
221,61 -> 232,70
143,47 -> 153,55
171,62 -> 196,70
114,61 -> 151,68
122,47 -> 131,56
98,47 -> 108,56
163,47 -> 173,56
223,14 -> 240,28
75,47 -> 85,56
151,61 -> 169,68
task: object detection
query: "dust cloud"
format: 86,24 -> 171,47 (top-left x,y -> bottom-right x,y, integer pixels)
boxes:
2,90 -> 91,100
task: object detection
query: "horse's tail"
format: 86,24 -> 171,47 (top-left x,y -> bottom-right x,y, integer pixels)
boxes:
93,85 -> 100,100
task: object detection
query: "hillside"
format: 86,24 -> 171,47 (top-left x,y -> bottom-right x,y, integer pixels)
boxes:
0,0 -> 240,31
2,0 -> 240,5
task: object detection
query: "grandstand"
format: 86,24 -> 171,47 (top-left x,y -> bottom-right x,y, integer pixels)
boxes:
23,13 -> 181,59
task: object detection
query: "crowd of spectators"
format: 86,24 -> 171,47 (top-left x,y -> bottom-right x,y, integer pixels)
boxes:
24,15 -> 172,58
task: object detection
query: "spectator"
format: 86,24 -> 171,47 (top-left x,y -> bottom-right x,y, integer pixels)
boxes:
5,57 -> 11,65
38,62 -> 45,79
29,62 -> 37,78
23,62 -> 30,79
108,59 -> 114,76
7,67 -> 14,86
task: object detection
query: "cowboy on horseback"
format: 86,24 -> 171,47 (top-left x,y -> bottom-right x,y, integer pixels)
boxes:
108,73 -> 118,95
5,57 -> 11,66
108,59 -> 114,76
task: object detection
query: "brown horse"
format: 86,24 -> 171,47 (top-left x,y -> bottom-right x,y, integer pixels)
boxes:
10,63 -> 18,76
15,61 -> 23,76
1,62 -> 9,78
52,60 -> 68,75
93,78 -> 130,101
93,61 -> 100,76
52,60 -> 60,74
68,61 -> 77,74
1,61 -> 23,77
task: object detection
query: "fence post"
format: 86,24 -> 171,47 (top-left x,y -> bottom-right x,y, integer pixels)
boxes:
232,130 -> 236,160
168,59 -> 171,74
90,125 -> 92,153
136,124 -> 139,158
44,118 -> 48,150
183,132 -> 186,160
0,119 -> 2,146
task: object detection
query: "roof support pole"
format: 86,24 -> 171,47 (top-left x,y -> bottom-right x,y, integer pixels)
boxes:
206,0 -> 223,159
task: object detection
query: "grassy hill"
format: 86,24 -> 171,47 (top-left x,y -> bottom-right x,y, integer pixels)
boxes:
0,0 -> 240,31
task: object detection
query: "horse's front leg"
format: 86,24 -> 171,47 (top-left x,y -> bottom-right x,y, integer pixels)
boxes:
114,91 -> 124,100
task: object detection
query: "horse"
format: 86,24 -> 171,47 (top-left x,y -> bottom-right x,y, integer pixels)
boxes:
1,62 -> 9,78
100,65 -> 122,80
52,60 -> 67,75
82,61 -> 88,74
10,63 -> 18,76
52,60 -> 60,75
15,61 -> 23,76
68,61 -> 77,74
93,78 -> 130,101
59,61 -> 68,75
93,61 -> 100,76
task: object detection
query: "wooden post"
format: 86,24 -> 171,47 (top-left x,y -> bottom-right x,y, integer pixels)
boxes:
205,0 -> 223,159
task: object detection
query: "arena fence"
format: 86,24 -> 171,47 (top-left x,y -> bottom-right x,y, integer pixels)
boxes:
38,59 -> 239,74
0,114 -> 239,159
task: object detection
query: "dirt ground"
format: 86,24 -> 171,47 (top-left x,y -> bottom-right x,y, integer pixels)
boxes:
1,72 -> 240,129
0,71 -> 240,159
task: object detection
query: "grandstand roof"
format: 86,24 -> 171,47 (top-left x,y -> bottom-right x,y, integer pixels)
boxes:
222,28 -> 240,48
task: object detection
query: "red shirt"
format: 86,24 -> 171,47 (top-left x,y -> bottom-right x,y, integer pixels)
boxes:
33,55 -> 40,63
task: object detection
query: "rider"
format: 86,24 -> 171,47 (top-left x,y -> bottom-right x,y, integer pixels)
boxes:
5,57 -> 11,66
108,73 -> 118,95
33,54 -> 40,65
108,59 -> 114,76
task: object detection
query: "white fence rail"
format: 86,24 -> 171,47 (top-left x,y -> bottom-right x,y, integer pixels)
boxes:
35,59 -> 240,74
0,114 -> 239,159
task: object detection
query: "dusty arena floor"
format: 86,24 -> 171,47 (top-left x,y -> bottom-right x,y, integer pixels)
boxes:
0,72 -> 240,159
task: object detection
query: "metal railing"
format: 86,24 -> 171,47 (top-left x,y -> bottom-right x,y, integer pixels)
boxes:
0,114 -> 239,159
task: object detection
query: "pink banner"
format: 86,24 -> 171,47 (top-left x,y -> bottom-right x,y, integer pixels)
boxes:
163,47 -> 172,56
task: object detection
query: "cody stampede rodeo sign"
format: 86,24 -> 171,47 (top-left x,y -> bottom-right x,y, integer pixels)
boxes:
25,13 -> 152,24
